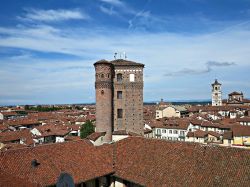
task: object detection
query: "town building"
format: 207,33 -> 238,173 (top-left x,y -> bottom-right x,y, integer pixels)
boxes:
156,105 -> 187,119
94,59 -> 144,143
225,91 -> 250,106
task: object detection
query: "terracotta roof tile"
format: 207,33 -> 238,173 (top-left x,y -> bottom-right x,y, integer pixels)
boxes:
1,137 -> 250,186
114,137 -> 250,186
87,132 -> 106,141
0,140 -> 114,186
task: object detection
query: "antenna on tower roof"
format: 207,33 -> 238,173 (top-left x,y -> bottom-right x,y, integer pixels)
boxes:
114,52 -> 127,60
124,52 -> 127,59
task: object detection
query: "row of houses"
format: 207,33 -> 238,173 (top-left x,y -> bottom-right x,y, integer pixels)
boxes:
156,103 -> 250,120
0,107 -> 96,150
146,116 -> 250,147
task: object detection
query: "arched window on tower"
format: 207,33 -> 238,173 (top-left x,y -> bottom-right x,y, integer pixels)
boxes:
117,73 -> 122,82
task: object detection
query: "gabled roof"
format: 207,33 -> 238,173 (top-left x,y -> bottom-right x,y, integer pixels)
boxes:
229,91 -> 243,96
87,132 -> 106,141
0,129 -> 34,145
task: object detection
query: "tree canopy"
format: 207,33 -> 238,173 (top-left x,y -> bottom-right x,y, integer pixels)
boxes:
80,120 -> 95,139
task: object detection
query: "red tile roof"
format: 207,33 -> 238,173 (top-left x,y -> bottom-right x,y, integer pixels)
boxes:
231,125 -> 250,136
0,129 -> 34,145
236,117 -> 250,122
0,140 -> 114,186
0,137 -> 250,186
87,132 -> 106,141
114,137 -> 250,186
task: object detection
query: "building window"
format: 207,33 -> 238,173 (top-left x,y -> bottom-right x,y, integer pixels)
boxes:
129,74 -> 135,82
169,130 -> 172,134
101,74 -> 104,78
174,130 -> 178,134
162,129 -> 166,133
117,91 -> 122,99
101,90 -> 104,95
157,129 -> 161,135
117,109 -> 123,118
117,73 -> 122,82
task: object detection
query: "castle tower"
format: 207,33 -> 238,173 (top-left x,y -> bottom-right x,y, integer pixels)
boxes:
111,59 -> 144,135
211,79 -> 222,106
94,58 -> 145,142
94,60 -> 113,142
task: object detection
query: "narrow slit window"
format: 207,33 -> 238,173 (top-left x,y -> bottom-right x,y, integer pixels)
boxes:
117,91 -> 122,99
117,109 -> 123,118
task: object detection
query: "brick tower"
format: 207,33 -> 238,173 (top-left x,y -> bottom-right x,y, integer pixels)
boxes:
94,59 -> 144,142
94,60 -> 113,142
111,59 -> 144,135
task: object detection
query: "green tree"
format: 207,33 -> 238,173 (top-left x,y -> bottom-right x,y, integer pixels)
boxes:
80,120 -> 95,139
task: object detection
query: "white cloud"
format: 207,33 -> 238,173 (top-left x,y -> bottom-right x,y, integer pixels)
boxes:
164,61 -> 236,76
18,8 -> 89,22
100,6 -> 117,15
100,0 -> 125,7
1,20 -> 250,103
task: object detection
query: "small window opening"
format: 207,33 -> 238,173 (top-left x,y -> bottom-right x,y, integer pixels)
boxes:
117,91 -> 122,99
117,109 -> 123,118
117,73 -> 122,82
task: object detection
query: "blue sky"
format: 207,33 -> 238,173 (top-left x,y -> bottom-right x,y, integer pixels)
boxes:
1,0 -> 250,105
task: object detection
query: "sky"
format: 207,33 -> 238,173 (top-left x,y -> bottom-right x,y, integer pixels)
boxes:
0,0 -> 250,105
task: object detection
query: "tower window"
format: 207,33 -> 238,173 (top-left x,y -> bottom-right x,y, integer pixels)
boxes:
117,91 -> 122,99
117,73 -> 122,82
117,109 -> 123,118
129,74 -> 135,82
101,74 -> 104,78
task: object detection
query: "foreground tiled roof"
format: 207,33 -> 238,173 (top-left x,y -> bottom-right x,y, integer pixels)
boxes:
114,137 -> 250,187
0,137 -> 250,186
0,140 -> 114,186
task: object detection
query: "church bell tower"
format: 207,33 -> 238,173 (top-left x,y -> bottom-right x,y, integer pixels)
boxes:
211,79 -> 222,106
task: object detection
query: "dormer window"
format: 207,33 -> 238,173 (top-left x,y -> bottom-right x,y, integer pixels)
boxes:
117,73 -> 122,82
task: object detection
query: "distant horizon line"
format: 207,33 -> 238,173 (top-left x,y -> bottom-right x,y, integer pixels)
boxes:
0,99 -> 214,107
